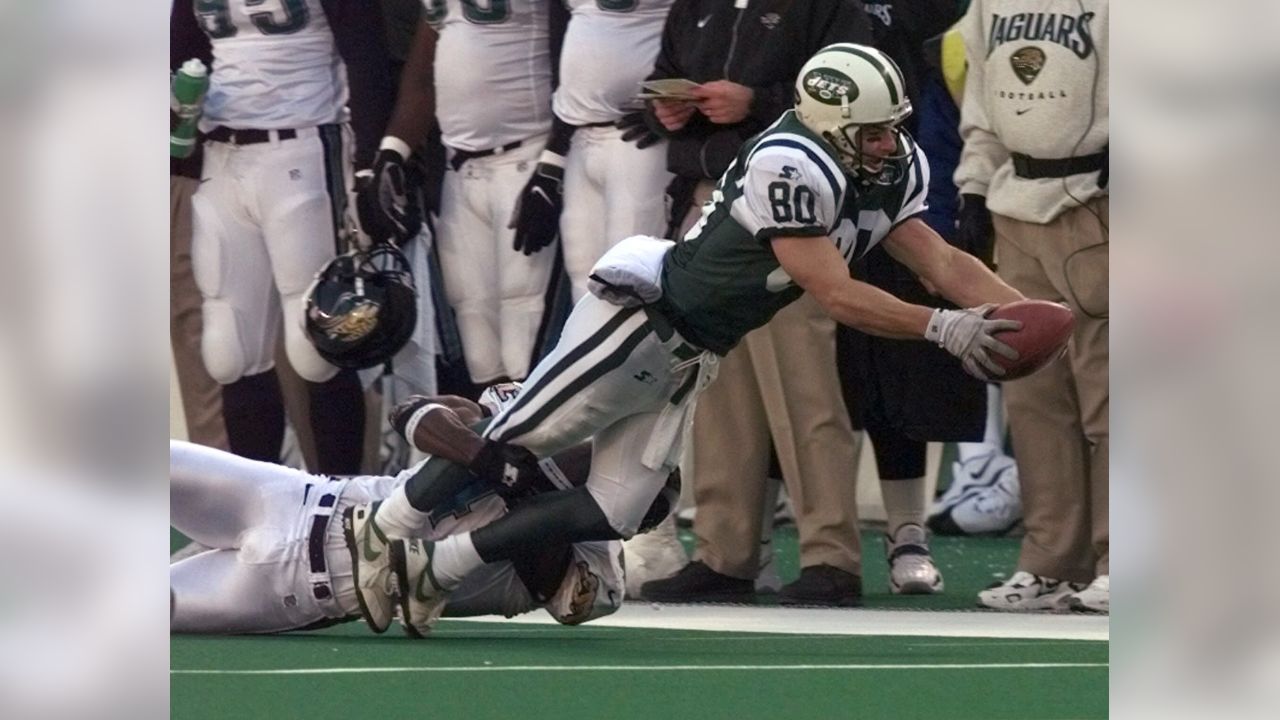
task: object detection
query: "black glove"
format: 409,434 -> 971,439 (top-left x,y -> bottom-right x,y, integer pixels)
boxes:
509,152 -> 564,256
359,146 -> 422,245
467,439 -> 554,501
616,111 -> 662,150
955,193 -> 996,268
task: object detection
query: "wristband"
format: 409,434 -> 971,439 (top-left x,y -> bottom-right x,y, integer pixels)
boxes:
402,402 -> 447,446
380,135 -> 413,162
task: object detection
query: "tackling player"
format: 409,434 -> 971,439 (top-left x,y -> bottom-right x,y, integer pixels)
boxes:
351,44 -> 1027,635
170,385 -> 674,636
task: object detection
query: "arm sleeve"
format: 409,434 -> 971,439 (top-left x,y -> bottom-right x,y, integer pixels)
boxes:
321,0 -> 397,170
730,145 -> 845,240
641,0 -> 691,138
170,1 -> 212,72
953,1 -> 1007,197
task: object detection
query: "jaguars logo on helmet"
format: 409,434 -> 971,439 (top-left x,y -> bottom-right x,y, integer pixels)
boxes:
304,245 -> 417,369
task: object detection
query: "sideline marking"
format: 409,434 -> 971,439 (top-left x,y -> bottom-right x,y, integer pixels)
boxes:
173,662 -> 1108,676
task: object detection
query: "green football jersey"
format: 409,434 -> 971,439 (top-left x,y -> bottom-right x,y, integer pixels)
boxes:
658,110 -> 930,354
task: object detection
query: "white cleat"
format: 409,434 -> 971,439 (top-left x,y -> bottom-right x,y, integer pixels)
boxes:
343,502 -> 397,633
390,538 -> 450,639
886,523 -> 945,595
1068,574 -> 1109,614
978,570 -> 1086,612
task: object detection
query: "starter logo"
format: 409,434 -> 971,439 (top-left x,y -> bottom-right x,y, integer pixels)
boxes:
802,68 -> 858,106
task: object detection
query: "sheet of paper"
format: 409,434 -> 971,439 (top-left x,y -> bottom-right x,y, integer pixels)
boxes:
638,78 -> 700,100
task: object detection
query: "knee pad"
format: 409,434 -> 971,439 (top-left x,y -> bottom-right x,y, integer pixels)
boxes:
283,322 -> 339,383
200,301 -> 268,384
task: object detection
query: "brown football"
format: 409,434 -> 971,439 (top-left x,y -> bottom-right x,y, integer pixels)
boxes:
988,300 -> 1076,380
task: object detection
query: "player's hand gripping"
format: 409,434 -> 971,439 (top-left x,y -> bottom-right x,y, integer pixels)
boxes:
371,144 -> 424,242
616,111 -> 662,149
925,304 -> 1022,381
509,151 -> 565,256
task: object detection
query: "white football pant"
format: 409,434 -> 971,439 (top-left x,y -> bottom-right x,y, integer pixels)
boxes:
561,126 -> 671,302
436,138 -> 553,383
191,125 -> 352,385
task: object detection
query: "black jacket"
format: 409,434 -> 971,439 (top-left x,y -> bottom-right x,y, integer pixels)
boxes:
645,0 -> 873,181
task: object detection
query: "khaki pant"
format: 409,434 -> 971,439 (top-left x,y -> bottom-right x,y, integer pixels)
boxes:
171,175 -> 228,450
682,181 -> 863,578
994,197 -> 1109,582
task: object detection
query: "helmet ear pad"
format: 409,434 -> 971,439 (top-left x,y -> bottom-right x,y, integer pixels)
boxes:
304,246 -> 418,370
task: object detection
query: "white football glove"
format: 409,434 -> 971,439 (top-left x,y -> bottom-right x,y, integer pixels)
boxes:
925,304 -> 1021,381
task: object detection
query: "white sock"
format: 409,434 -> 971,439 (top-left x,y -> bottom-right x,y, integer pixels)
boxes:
375,485 -> 432,538
431,532 -> 484,589
880,477 -> 927,538
958,384 -> 1007,462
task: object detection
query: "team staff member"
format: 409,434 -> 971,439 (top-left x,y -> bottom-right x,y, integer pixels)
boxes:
637,0 -> 875,607
187,0 -> 395,474
957,0 -> 1110,613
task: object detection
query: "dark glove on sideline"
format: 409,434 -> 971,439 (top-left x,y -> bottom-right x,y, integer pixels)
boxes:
616,111 -> 662,149
509,152 -> 564,256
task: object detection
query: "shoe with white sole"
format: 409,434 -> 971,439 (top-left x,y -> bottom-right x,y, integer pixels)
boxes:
390,538 -> 450,638
930,452 -> 1023,536
343,502 -> 397,633
1068,574 -> 1109,614
885,523 -> 945,594
977,570 -> 1086,612
622,515 -> 688,597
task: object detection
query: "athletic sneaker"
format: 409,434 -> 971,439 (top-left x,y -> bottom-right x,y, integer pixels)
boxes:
778,565 -> 862,607
640,561 -> 755,604
885,524 -> 945,595
977,570 -> 1085,612
389,538 -> 450,638
622,515 -> 688,597
929,451 -> 1022,536
343,502 -> 397,633
1068,574 -> 1109,614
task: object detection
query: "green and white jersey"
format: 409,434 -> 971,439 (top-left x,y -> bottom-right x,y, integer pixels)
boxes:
659,110 -> 930,354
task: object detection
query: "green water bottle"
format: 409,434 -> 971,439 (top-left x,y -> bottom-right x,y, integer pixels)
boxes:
170,59 -> 209,159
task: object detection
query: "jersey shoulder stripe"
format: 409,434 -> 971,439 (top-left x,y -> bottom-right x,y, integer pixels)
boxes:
746,135 -> 846,205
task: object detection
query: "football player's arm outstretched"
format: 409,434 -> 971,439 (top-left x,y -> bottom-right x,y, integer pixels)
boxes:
775,230 -> 1021,381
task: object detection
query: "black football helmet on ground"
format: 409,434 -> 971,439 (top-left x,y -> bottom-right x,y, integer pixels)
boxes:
304,245 -> 417,369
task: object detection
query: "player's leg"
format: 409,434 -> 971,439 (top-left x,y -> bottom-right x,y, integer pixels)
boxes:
190,144 -> 285,462
437,159 -> 502,382
170,549 -> 327,634
559,131 -> 608,302
602,129 -> 670,246
170,439 -> 313,548
492,141 -> 555,381
864,422 -> 945,595
259,127 -> 365,474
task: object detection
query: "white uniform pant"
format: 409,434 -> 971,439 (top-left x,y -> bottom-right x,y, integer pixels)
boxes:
169,441 -> 623,633
437,139 -> 553,383
484,294 -> 706,537
191,125 -> 351,385
561,126 -> 671,302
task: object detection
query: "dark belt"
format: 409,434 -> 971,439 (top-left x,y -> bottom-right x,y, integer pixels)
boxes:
206,126 -> 298,145
307,492 -> 338,601
642,305 -> 700,362
448,140 -> 524,171
580,120 -> 616,129
1010,151 -> 1106,179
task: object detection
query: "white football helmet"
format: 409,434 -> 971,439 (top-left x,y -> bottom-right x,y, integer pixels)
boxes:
794,43 -> 914,183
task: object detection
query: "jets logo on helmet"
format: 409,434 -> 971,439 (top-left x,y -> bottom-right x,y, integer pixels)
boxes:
802,68 -> 858,105
304,245 -> 418,370
794,43 -> 915,184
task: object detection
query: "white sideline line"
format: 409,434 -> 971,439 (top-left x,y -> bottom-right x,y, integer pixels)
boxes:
459,604 -> 1110,642
173,662 -> 1108,676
